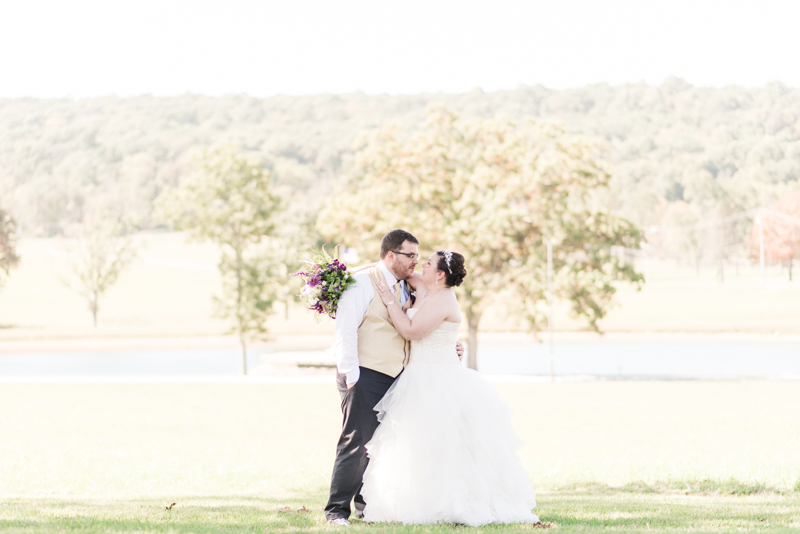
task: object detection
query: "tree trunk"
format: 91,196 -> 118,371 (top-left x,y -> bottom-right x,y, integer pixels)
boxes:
466,309 -> 482,370
91,292 -> 98,329
235,245 -> 247,375
240,335 -> 248,375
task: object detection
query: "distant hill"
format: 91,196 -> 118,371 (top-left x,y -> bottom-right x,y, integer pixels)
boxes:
2,78 -> 799,236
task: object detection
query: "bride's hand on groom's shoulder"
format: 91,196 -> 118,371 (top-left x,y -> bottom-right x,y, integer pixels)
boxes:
375,281 -> 397,306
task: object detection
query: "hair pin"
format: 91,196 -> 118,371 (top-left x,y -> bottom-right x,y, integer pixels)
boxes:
442,250 -> 453,274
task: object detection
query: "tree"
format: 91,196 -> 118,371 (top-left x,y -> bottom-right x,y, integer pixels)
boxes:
270,193 -> 322,319
318,106 -> 644,369
681,170 -> 749,281
750,191 -> 800,281
155,144 -> 284,374
62,213 -> 137,328
706,204 -> 740,283
0,208 -> 20,291
660,201 -> 704,273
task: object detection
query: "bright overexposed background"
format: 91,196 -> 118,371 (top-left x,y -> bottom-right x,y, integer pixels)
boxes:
1,0 -> 799,98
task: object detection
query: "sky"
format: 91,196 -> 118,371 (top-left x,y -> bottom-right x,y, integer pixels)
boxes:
1,0 -> 798,99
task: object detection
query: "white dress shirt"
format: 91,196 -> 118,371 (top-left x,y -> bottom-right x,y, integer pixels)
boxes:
334,262 -> 409,385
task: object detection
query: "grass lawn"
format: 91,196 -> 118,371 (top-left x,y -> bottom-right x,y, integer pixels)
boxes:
1,381 -> 799,532
3,493 -> 799,533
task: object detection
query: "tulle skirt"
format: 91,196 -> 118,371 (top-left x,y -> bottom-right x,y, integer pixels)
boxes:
361,361 -> 539,526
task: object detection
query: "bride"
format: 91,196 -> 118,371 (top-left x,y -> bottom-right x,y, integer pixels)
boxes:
360,250 -> 539,526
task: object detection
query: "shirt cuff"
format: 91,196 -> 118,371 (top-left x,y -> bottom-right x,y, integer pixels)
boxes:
345,367 -> 361,385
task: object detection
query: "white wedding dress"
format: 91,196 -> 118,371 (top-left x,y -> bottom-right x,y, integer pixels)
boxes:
361,309 -> 539,526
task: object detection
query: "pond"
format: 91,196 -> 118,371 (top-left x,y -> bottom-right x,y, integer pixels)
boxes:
1,342 -> 798,378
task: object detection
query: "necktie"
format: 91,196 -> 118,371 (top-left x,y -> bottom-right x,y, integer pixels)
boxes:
393,282 -> 402,304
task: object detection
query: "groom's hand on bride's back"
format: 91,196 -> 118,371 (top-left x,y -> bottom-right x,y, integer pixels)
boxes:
456,342 -> 464,362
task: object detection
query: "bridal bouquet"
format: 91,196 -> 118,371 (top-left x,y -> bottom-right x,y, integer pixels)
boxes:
292,246 -> 357,320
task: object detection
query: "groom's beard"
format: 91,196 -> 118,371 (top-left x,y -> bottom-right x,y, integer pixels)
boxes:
389,260 -> 415,281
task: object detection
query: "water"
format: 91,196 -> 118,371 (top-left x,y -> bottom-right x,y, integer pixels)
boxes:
476,342 -> 800,378
0,348 -> 259,376
1,343 -> 798,378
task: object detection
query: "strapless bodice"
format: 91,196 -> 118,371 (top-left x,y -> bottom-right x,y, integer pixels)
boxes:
406,308 -> 460,366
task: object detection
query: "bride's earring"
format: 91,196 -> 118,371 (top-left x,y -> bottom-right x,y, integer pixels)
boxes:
435,279 -> 439,285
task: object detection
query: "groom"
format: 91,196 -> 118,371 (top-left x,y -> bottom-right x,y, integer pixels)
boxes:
324,229 -> 463,525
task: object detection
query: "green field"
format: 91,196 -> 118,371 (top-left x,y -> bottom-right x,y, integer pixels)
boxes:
2,233 -> 800,343
1,381 -> 799,532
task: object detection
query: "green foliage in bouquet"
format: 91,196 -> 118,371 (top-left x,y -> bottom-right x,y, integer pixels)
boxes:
293,246 -> 357,320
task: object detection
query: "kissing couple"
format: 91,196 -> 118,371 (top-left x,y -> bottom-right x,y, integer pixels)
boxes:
324,229 -> 539,527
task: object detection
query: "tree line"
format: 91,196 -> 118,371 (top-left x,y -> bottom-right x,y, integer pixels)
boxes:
2,78 -> 799,238
2,79 -> 800,369
0,106 -> 653,371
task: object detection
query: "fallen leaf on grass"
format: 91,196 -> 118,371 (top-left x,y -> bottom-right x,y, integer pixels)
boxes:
532,521 -> 554,528
165,503 -> 177,511
279,507 -> 292,513
759,518 -> 767,522
298,507 -> 309,514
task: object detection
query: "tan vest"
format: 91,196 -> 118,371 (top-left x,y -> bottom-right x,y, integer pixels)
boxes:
357,267 -> 410,377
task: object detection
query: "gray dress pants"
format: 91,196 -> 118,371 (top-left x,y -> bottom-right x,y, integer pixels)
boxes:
324,366 -> 397,521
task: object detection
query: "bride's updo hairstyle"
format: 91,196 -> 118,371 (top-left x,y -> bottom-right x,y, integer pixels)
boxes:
436,251 -> 467,287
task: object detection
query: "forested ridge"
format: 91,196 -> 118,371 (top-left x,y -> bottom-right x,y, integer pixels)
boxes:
2,77 -> 799,237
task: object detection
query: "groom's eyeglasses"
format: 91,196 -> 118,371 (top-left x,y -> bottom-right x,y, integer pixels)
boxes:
392,251 -> 420,260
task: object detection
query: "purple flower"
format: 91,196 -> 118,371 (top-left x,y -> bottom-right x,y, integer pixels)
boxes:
294,252 -> 357,320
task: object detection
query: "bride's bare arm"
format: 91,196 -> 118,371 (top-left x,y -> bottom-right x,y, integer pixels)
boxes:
405,272 -> 425,291
375,281 -> 456,340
